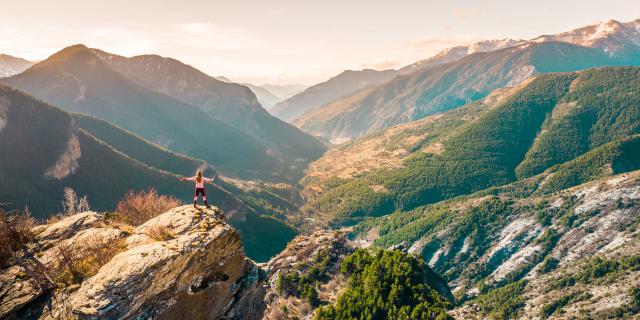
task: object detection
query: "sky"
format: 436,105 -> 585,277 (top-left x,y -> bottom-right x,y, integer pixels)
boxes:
1,0 -> 639,85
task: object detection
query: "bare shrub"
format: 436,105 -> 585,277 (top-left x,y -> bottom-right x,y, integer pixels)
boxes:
61,187 -> 91,216
145,225 -> 175,241
1,208 -> 53,288
114,189 -> 181,226
52,236 -> 126,287
0,208 -> 36,268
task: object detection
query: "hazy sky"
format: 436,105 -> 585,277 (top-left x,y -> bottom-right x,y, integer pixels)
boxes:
1,0 -> 639,84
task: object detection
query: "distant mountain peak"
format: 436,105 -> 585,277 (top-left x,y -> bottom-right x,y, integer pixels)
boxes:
0,53 -> 34,77
400,38 -> 522,73
531,18 -> 640,54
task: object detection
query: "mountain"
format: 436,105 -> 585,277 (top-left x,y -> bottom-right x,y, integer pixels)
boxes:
213,76 -> 282,110
353,169 -> 640,319
0,45 -> 319,181
295,19 -> 640,143
91,48 -> 326,177
0,84 -> 296,261
300,67 -> 640,226
0,83 -> 243,217
399,38 -> 522,74
532,19 -> 640,61
73,113 -> 210,176
271,68 -> 398,122
242,83 -> 281,109
1,206 -> 260,319
260,83 -> 306,100
0,54 -> 33,77
2,207 -> 452,319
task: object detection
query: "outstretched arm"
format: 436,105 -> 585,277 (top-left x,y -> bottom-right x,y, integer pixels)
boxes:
179,176 -> 196,181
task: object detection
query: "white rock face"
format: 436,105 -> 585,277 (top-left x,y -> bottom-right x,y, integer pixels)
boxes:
0,97 -> 8,132
44,133 -> 81,180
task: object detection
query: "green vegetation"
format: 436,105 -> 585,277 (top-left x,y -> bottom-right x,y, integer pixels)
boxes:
547,255 -> 640,291
276,246 -> 338,306
315,249 -> 451,320
630,286 -> 640,310
308,67 -> 640,225
234,213 -> 296,263
474,280 -> 527,319
536,135 -> 640,194
539,291 -> 592,318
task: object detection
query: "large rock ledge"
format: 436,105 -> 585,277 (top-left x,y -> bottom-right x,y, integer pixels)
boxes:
2,205 -> 261,320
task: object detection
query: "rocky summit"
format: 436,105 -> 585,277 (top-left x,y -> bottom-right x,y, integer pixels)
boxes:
2,206 -> 261,320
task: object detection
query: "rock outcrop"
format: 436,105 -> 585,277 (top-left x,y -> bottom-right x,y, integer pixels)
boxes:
2,206 -> 261,320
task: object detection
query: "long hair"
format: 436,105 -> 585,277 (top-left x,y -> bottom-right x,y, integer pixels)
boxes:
196,170 -> 202,183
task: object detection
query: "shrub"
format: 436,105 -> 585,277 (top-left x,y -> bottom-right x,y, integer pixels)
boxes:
114,188 -> 181,226
474,280 -> 527,319
146,225 -> 175,241
62,187 -> 91,216
538,257 -> 560,274
630,286 -> 640,310
0,208 -> 36,268
52,236 -> 126,286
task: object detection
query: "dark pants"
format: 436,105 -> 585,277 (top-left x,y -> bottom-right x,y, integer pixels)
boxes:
194,188 -> 208,205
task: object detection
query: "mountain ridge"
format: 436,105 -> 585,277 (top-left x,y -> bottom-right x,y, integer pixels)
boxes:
293,18 -> 640,143
1,44 -> 318,181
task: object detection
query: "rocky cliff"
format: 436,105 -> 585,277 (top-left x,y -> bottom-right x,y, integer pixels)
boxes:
354,170 -> 640,318
2,206 -> 261,319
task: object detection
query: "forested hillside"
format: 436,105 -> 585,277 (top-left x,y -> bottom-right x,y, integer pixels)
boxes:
301,67 -> 640,226
353,170 -> 640,319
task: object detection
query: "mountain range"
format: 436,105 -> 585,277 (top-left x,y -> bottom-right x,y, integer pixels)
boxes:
214,76 -> 283,110
271,68 -> 399,122
289,19 -> 640,143
0,83 -> 295,261
1,45 -> 326,182
0,54 -> 33,77
300,67 -> 640,226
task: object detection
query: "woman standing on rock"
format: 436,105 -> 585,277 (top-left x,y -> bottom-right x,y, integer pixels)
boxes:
179,170 -> 214,208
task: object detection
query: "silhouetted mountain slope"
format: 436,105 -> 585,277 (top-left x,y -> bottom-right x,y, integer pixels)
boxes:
261,83 -> 306,100
0,84 -> 295,261
301,67 -> 640,225
0,84 -> 241,216
73,114 -> 208,176
0,45 -> 296,181
91,49 -> 326,173
217,77 -> 283,109
271,69 -> 398,122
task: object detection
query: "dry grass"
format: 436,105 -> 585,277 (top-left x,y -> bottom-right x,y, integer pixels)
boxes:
114,188 -> 181,226
0,208 -> 36,268
52,236 -> 126,286
145,225 -> 175,241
